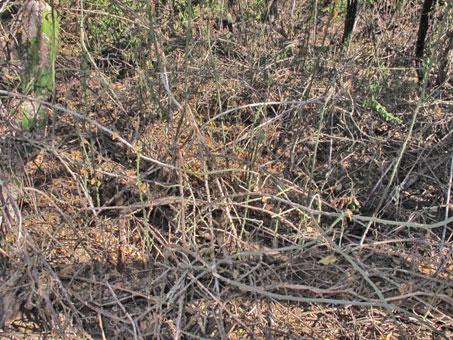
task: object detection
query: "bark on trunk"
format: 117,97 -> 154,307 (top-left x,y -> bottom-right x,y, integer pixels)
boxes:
19,0 -> 58,130
415,0 -> 437,81
342,0 -> 359,45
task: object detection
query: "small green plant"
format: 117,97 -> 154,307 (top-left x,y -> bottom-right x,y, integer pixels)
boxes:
364,83 -> 403,125
173,0 -> 213,24
84,0 -> 142,53
323,0 -> 347,14
364,95 -> 402,125
252,0 -> 267,21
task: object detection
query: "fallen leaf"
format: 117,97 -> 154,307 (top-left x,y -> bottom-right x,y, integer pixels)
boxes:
318,255 -> 338,265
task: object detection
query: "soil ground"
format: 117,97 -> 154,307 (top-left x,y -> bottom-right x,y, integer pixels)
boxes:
0,1 -> 452,339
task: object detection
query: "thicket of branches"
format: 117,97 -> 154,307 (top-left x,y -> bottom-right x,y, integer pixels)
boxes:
0,0 -> 452,339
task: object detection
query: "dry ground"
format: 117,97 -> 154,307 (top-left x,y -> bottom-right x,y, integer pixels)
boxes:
1,0 -> 453,339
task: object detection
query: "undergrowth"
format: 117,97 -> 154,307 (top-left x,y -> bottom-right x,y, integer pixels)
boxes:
0,0 -> 452,339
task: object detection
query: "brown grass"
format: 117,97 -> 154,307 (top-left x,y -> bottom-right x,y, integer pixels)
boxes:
0,0 -> 452,339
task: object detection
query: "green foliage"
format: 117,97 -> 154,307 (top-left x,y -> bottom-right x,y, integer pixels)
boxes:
362,79 -> 404,125
251,0 -> 279,22
364,94 -> 402,125
84,0 -> 142,53
323,0 -> 347,14
175,0 -> 198,23
172,0 -> 216,24
253,0 -> 266,21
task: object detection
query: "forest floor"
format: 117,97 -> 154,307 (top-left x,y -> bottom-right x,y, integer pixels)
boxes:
1,1 -> 453,339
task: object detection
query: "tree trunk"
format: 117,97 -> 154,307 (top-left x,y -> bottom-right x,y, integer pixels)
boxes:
342,0 -> 359,45
0,0 -> 59,241
19,0 -> 58,131
415,0 -> 437,81
264,0 -> 279,21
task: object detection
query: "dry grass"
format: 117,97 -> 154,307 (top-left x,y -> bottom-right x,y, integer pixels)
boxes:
1,0 -> 452,339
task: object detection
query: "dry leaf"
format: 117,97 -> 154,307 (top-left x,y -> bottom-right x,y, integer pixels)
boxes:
318,255 -> 338,265
264,204 -> 273,211
346,209 -> 353,221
